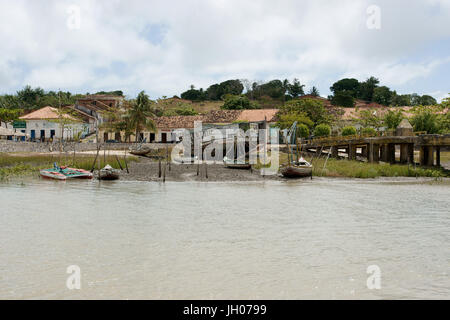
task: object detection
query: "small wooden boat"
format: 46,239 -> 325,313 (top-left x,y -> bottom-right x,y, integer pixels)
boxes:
129,147 -> 151,156
280,157 -> 313,178
98,164 -> 120,181
40,163 -> 93,180
223,157 -> 251,169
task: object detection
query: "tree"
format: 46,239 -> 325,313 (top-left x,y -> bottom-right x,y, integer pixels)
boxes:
0,108 -> 21,128
330,78 -> 360,97
373,86 -> 394,106
314,124 -> 331,137
358,76 -> 379,101
358,109 -> 383,131
16,85 -> 45,109
280,98 -> 331,126
287,78 -> 305,98
206,80 -> 244,100
391,94 -> 411,106
308,86 -> 320,97
383,109 -> 404,129
409,106 -> 440,134
180,86 -> 206,101
330,92 -> 355,107
441,94 -> 450,108
418,95 -> 437,106
251,80 -> 286,99
127,91 -> 156,141
222,95 -> 259,110
276,112 -> 314,130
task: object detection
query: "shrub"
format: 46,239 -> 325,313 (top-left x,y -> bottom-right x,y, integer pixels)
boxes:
314,124 -> 331,137
341,126 -> 357,136
222,95 -> 259,110
297,124 -> 310,138
361,127 -> 377,136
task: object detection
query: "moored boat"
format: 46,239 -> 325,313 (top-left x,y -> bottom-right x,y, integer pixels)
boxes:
40,163 -> 93,180
223,157 -> 252,169
280,158 -> 313,178
129,147 -> 151,156
98,164 -> 120,181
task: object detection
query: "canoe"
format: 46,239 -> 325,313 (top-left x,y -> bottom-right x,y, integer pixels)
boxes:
223,156 -> 251,170
40,164 -> 93,180
280,157 -> 313,178
280,166 -> 312,178
98,165 -> 120,181
129,146 -> 151,156
223,161 -> 252,169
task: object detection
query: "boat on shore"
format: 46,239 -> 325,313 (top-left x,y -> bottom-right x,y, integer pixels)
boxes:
40,163 -> 93,180
280,157 -> 313,178
129,147 -> 151,156
97,165 -> 120,181
223,157 -> 251,169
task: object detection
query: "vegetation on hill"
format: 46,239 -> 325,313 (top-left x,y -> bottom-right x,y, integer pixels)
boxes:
328,77 -> 438,108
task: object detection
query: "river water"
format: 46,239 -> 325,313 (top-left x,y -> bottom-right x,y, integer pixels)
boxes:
0,178 -> 448,299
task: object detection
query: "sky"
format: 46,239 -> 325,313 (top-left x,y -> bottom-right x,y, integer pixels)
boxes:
0,0 -> 449,101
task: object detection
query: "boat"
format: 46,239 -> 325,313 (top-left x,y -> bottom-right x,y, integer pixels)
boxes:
280,157 -> 313,178
97,164 -> 120,181
279,121 -> 313,178
223,157 -> 251,169
129,147 -> 151,156
40,163 -> 93,180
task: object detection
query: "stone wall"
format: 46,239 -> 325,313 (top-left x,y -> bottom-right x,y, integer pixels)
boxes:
0,141 -> 172,153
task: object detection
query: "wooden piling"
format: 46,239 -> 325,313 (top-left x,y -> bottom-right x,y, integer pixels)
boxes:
158,159 -> 162,178
436,146 -> 441,167
115,154 -> 124,170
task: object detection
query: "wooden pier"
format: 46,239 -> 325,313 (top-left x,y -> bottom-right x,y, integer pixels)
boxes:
301,134 -> 450,167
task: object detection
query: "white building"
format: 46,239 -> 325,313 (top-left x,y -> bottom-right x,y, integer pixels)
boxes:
19,106 -> 88,141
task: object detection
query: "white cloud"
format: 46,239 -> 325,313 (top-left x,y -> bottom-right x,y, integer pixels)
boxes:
0,0 -> 449,99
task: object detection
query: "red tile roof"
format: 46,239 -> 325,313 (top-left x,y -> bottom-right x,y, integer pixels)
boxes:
20,106 -> 79,121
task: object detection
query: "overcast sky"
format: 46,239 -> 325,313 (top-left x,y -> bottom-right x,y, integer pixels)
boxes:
0,0 -> 449,101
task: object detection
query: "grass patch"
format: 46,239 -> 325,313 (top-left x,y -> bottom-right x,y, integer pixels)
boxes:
312,158 -> 447,178
252,151 -> 448,178
0,153 -> 138,180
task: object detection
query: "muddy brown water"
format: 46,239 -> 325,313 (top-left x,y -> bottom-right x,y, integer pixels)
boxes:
0,178 -> 448,299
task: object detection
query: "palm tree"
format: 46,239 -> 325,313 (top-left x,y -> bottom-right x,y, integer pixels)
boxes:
309,86 -> 320,97
127,91 -> 156,143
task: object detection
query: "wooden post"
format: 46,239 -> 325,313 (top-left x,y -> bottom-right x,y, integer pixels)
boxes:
348,144 -> 356,161
166,145 -> 171,171
163,161 -> 166,183
331,146 -> 338,158
426,146 -> 434,166
368,143 -> 374,163
115,154 -> 124,170
380,144 -> 387,162
204,161 -> 208,179
124,149 -> 129,174
388,144 -> 396,164
361,145 -> 368,158
419,146 -> 426,166
373,144 -> 380,163
400,144 -> 409,164
158,159 -> 162,178
436,146 -> 441,167
407,144 -> 414,165
197,158 -> 200,176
